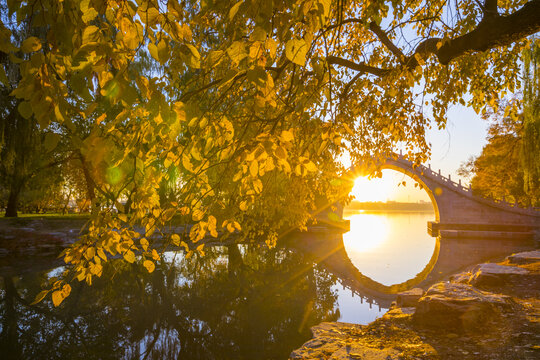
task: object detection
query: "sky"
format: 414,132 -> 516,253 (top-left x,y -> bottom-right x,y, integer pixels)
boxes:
351,103 -> 489,203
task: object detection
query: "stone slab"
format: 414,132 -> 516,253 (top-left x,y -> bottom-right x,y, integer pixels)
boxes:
507,250 -> 540,265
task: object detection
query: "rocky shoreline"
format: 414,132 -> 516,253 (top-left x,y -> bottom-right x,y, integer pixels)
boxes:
290,250 -> 540,359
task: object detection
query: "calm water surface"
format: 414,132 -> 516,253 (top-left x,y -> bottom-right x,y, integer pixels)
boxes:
0,212 -> 442,359
335,210 -> 436,324
342,211 -> 437,286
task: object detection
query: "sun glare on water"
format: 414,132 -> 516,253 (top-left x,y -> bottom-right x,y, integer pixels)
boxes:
343,214 -> 389,252
344,171 -> 433,253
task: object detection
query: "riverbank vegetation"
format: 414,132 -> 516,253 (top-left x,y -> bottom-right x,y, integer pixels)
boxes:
458,41 -> 540,207
1,0 -> 539,304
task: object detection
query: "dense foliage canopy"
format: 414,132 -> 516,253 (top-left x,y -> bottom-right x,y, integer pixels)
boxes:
1,0 -> 539,304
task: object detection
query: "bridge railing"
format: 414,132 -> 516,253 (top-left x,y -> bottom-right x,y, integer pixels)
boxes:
392,155 -> 539,213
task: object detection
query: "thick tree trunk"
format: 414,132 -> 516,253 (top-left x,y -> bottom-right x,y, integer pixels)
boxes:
227,244 -> 244,276
0,277 -> 22,359
4,182 -> 22,217
78,153 -> 97,214
62,189 -> 72,215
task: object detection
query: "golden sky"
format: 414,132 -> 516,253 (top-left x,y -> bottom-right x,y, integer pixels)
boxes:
351,169 -> 431,203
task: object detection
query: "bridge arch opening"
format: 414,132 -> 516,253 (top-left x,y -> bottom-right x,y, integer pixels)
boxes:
343,169 -> 439,286
347,169 -> 438,220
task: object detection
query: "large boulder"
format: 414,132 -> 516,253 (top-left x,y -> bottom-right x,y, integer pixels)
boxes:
413,282 -> 515,332
289,322 -> 365,360
289,322 -> 401,360
469,263 -> 540,293
448,271 -> 473,284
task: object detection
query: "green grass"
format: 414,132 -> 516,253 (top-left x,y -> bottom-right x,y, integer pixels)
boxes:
0,213 -> 90,221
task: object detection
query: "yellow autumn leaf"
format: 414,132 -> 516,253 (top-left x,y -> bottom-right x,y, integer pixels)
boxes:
229,1 -> 242,20
190,145 -> 202,161
208,215 -> 218,237
90,262 -> 102,276
21,36 -> 41,52
52,290 -> 64,307
82,25 -> 100,44
192,209 -> 204,221
124,250 -> 135,263
227,223 -> 235,233
275,146 -> 287,159
305,161 -> 317,172
249,160 -> 258,177
173,102 -> 185,122
196,243 -> 205,256
143,260 -> 155,273
285,38 -> 308,66
226,41 -> 248,64
140,238 -> 149,251
252,179 -> 263,193
182,154 -> 194,172
171,234 -> 180,246
31,290 -> 49,305
162,208 -> 176,221
180,241 -> 190,251
97,248 -> 107,261
85,247 -> 95,260
239,200 -> 248,211
280,130 -> 294,142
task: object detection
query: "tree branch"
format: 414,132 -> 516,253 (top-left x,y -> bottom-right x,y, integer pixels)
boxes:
326,56 -> 390,76
483,0 -> 499,18
327,0 -> 540,73
435,0 -> 540,64
369,21 -> 404,61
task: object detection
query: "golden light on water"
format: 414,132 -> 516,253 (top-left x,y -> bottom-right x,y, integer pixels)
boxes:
342,214 -> 389,252
344,171 -> 433,254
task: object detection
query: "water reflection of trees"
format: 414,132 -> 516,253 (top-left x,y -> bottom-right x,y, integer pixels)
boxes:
0,245 -> 339,359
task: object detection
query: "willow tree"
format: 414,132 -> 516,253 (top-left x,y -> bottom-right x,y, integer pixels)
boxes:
521,38 -> 540,203
1,0 -> 538,305
458,39 -> 540,206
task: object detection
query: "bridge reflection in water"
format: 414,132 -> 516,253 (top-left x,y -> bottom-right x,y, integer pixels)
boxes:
287,211 -> 536,314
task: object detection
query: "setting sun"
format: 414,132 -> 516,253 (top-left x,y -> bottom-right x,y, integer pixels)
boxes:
350,170 -> 431,203
351,176 -> 393,202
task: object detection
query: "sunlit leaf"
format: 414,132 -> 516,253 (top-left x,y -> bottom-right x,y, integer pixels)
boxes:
31,290 -> 49,305
285,38 -> 308,66
143,260 -> 155,273
21,36 -> 41,52
124,250 -> 135,263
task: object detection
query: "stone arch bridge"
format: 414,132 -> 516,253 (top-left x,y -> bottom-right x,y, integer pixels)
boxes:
346,154 -> 540,239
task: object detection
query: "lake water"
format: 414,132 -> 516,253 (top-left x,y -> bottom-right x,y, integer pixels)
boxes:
7,210 -> 526,359
334,210 -> 436,324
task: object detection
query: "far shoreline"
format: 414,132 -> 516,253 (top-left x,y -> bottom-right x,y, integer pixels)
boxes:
345,201 -> 435,214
